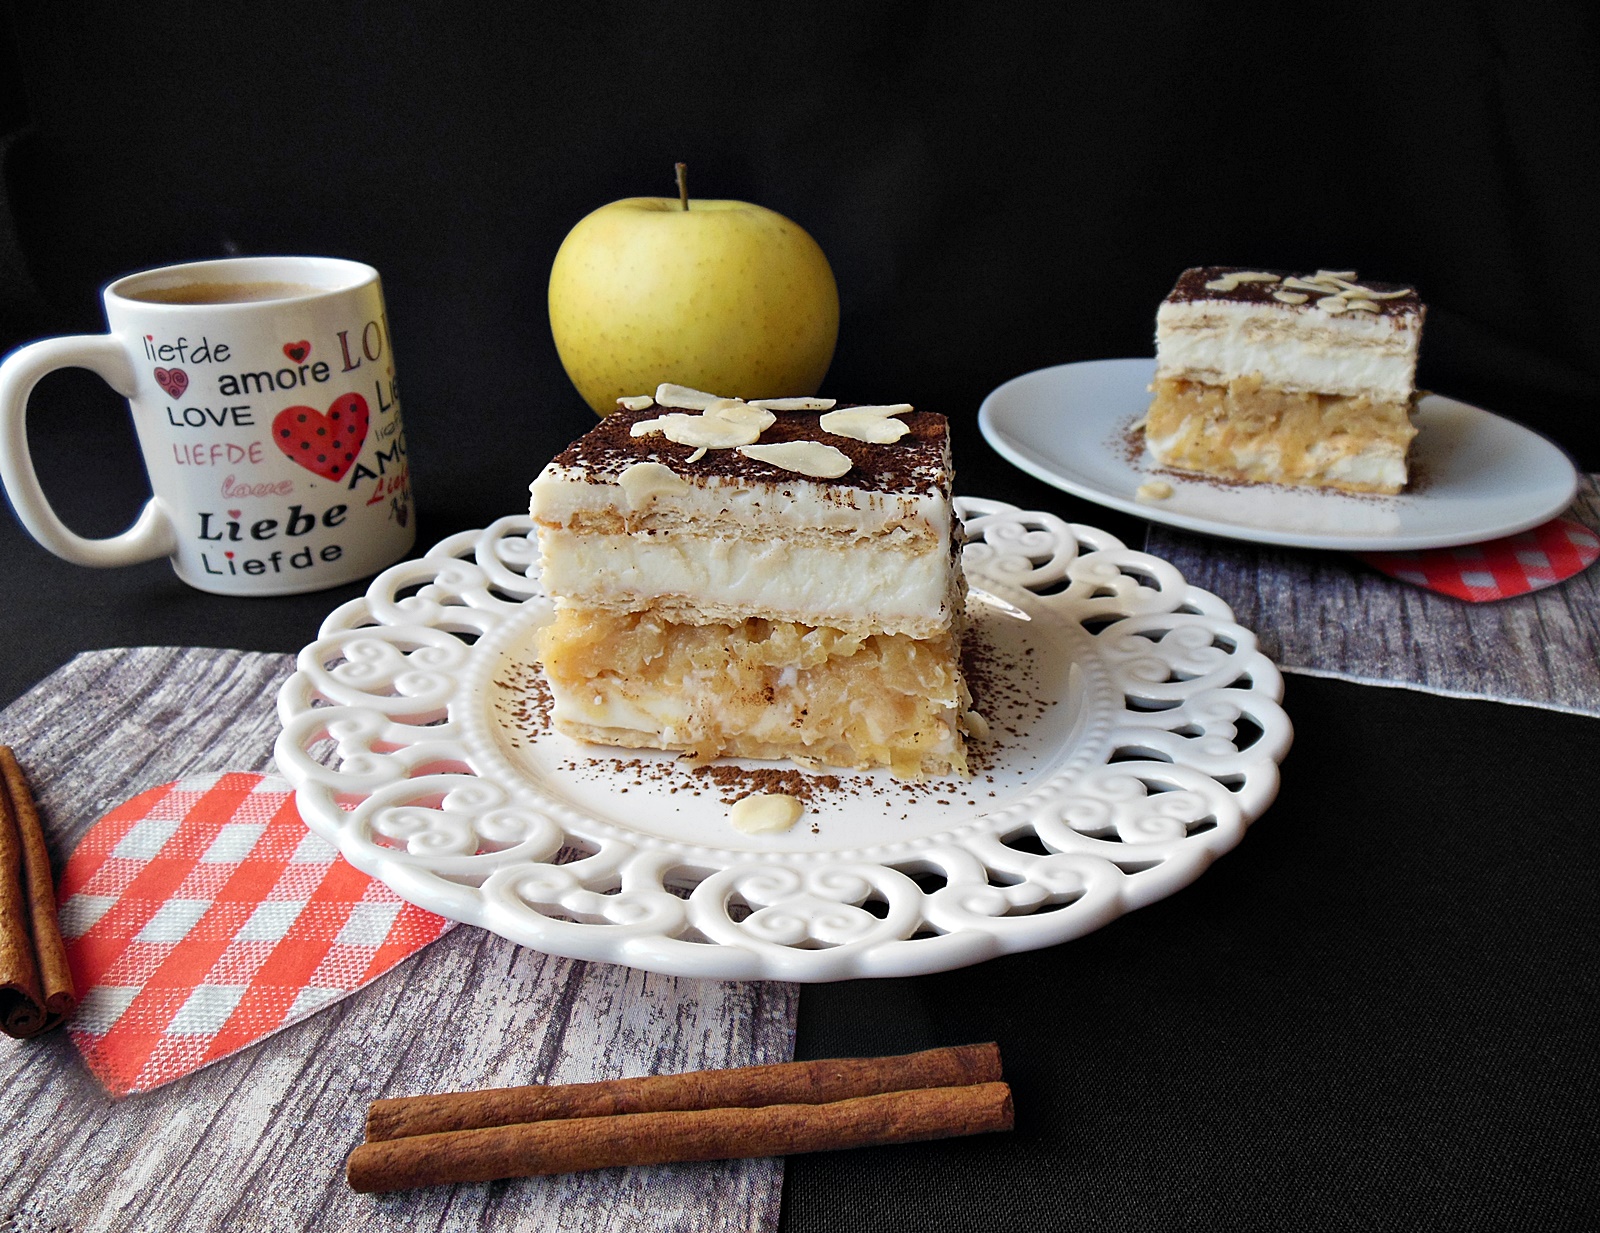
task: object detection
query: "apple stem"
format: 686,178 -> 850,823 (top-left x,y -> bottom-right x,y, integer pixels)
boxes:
675,162 -> 689,211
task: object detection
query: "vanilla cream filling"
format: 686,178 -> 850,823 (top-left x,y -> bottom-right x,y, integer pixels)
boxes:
531,466 -> 953,541
535,527 -> 957,638
1156,299 -> 1420,402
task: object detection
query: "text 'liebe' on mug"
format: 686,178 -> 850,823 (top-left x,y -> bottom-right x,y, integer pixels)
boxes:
0,255 -> 415,595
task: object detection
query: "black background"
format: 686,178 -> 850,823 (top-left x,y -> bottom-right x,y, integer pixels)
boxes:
1,5 -> 1597,1229
2,2 -> 1597,693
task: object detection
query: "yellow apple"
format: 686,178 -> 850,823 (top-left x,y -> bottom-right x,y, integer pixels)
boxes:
548,195 -> 840,414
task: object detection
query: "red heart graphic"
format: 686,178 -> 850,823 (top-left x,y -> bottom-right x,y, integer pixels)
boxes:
272,393 -> 369,482
227,509 -> 242,519
283,340 -> 311,364
56,772 -> 453,1097
154,368 -> 188,399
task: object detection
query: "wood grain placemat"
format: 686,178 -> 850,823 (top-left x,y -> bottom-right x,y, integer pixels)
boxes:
0,647 -> 798,1233
1146,474 -> 1600,717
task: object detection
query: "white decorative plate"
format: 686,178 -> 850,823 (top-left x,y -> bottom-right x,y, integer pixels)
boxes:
275,498 -> 1292,981
979,358 -> 1579,551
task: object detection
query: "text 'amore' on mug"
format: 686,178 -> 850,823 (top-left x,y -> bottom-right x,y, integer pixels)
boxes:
0,255 -> 415,596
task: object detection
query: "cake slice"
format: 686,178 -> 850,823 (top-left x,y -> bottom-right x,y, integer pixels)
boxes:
1146,267 -> 1425,494
529,387 -> 972,778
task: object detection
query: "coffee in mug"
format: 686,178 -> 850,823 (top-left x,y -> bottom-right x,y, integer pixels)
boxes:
123,281 -> 327,305
0,255 -> 415,595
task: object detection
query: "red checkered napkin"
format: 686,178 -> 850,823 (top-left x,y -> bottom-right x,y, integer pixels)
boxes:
1358,517 -> 1599,602
56,772 -> 453,1098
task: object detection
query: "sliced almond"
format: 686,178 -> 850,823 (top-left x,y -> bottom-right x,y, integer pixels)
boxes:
617,394 -> 656,411
737,440 -> 853,478
841,403 -> 914,417
1272,290 -> 1309,304
705,401 -> 776,431
1204,271 -> 1281,292
747,396 -> 838,411
654,383 -> 723,410
819,408 -> 911,443
616,461 -> 689,508
730,793 -> 804,834
631,412 -> 765,448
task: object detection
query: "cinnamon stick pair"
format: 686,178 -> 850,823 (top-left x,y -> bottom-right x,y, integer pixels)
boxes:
348,1042 -> 1012,1193
0,746 -> 75,1038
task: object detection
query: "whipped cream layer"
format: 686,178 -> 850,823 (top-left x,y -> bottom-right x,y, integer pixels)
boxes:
534,524 -> 957,637
1156,298 -> 1422,402
530,405 -> 962,638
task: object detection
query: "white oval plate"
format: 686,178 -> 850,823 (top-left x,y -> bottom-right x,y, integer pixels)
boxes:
979,358 -> 1579,551
275,498 -> 1292,982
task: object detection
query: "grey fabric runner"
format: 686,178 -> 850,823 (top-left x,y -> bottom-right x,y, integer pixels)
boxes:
1145,474 -> 1600,718
0,647 -> 798,1233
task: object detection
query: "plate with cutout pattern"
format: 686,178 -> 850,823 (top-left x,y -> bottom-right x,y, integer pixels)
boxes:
275,498 -> 1292,981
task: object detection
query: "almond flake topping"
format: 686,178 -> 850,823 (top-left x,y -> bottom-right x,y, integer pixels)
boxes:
1274,271 -> 1413,315
703,399 -> 777,430
654,383 -> 723,410
616,461 -> 689,508
747,396 -> 838,411
630,411 -> 765,449
617,394 -> 657,411
841,404 -> 914,417
819,408 -> 911,443
729,793 -> 804,834
1204,271 -> 1280,292
630,398 -> 776,449
737,440 -> 853,478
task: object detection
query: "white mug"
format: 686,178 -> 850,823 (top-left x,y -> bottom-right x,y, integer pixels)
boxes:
0,255 -> 415,595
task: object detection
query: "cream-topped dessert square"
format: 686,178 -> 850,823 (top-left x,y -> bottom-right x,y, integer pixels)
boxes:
529,387 -> 972,778
1147,268 -> 1425,493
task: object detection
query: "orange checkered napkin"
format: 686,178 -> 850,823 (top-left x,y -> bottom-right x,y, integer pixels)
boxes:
1359,516 -> 1599,602
57,772 -> 454,1098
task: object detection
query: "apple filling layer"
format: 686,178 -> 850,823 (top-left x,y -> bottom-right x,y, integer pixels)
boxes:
1146,375 -> 1418,494
537,607 -> 970,779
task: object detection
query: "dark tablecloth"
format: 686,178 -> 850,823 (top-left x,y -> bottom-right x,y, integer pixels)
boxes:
1,8 -> 1596,1225
2,450 -> 1595,1230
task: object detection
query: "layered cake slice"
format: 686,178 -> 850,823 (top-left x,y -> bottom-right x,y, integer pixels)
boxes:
1147,267 -> 1425,493
529,386 -> 972,778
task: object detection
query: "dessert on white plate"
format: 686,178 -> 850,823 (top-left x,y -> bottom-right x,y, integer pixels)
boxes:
1146,267 -> 1426,494
529,384 -> 974,779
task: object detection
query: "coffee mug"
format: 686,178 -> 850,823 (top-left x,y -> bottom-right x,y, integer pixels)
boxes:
0,255 -> 415,595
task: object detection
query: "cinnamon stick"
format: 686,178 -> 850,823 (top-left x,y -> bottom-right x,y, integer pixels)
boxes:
366,1041 -> 1002,1141
0,747 -> 75,1038
348,1081 -> 1013,1193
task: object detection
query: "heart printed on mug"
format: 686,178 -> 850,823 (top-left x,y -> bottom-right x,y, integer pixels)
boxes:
272,393 -> 369,482
282,341 -> 311,364
153,368 -> 188,399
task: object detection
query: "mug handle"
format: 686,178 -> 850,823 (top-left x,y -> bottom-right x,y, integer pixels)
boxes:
0,335 -> 177,567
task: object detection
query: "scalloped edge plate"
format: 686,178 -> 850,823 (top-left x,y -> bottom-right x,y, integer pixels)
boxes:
275,498 -> 1292,981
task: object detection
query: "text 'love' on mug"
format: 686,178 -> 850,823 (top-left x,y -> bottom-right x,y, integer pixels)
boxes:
0,255 -> 415,595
